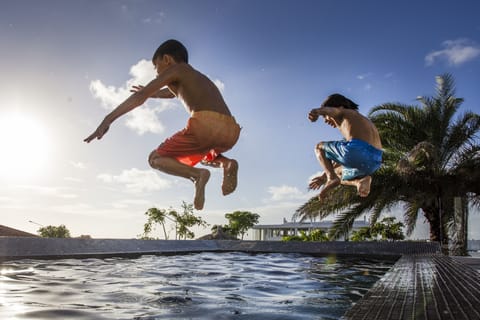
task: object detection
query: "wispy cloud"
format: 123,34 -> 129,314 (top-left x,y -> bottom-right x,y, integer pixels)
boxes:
356,72 -> 373,80
356,72 -> 373,91
63,177 -> 84,183
89,59 -> 178,135
97,168 -> 171,193
12,185 -> 78,199
213,79 -> 225,92
267,184 -> 310,201
70,161 -> 86,169
425,38 -> 480,66
142,11 -> 166,24
112,198 -> 152,209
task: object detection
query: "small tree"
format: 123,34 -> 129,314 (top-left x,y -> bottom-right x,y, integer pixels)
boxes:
38,225 -> 71,238
282,229 -> 329,242
171,202 -> 209,240
350,227 -> 373,241
225,211 -> 260,240
211,224 -> 235,237
350,217 -> 405,241
141,207 -> 173,240
140,202 -> 209,240
373,217 -> 405,241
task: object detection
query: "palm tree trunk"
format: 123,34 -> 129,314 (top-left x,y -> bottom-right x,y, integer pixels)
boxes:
423,205 -> 449,252
450,197 -> 468,256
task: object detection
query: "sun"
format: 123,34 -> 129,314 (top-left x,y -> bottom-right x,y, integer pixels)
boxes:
0,112 -> 51,180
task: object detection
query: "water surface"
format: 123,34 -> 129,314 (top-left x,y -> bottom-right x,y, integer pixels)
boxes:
0,252 -> 394,319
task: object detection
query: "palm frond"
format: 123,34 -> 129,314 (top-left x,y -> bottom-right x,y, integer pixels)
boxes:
403,201 -> 421,236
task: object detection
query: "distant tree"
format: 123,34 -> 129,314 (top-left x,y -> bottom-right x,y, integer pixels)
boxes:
140,202 -> 209,240
350,217 -> 404,241
211,224 -> 235,237
170,202 -> 209,240
225,211 -> 260,240
282,229 -> 329,242
141,207 -> 174,240
38,225 -> 71,238
350,227 -> 373,241
308,229 -> 329,241
372,216 -> 405,241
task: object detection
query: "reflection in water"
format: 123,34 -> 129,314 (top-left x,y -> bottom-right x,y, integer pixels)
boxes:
0,252 -> 394,319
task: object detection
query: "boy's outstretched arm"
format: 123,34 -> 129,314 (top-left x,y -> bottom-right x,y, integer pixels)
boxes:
84,91 -> 149,143
84,73 -> 175,143
130,86 -> 175,99
308,106 -> 342,122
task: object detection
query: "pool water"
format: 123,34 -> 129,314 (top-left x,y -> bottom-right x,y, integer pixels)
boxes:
0,252 -> 394,320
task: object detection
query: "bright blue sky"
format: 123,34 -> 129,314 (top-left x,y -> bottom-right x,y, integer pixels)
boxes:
1,0 -> 479,239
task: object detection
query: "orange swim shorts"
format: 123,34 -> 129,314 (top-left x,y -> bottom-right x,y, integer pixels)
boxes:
155,111 -> 241,166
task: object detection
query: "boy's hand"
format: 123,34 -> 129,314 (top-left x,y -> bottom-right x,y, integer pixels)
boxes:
324,116 -> 336,128
130,85 -> 145,94
308,109 -> 320,122
84,119 -> 110,143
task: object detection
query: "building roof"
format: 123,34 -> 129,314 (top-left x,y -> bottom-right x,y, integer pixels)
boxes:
252,220 -> 369,230
0,224 -> 38,237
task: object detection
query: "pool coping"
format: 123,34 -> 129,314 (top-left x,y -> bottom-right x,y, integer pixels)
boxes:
2,238 -> 479,319
0,237 -> 438,261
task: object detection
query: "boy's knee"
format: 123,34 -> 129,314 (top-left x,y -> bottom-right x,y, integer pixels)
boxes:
148,150 -> 160,168
314,142 -> 324,153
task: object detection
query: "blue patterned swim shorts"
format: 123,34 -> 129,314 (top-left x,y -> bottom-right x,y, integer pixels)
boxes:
322,139 -> 383,180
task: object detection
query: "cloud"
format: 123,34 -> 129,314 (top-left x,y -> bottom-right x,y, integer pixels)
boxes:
63,177 -> 84,183
267,184 -> 310,201
112,198 -> 152,209
70,161 -> 86,169
97,168 -> 171,193
425,39 -> 480,66
89,59 -> 178,135
213,79 -> 225,92
12,185 -> 78,199
142,11 -> 166,24
356,72 -> 373,80
125,107 -> 165,135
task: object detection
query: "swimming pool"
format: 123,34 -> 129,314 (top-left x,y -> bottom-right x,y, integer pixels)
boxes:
0,252 -> 394,319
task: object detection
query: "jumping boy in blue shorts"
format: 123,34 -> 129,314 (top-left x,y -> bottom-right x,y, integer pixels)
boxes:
308,94 -> 383,199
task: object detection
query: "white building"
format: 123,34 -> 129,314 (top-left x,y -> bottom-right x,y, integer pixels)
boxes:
252,220 -> 370,241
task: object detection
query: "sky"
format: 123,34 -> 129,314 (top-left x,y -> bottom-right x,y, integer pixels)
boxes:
1,0 -> 480,240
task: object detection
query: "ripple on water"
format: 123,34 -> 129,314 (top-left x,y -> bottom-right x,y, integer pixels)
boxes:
0,252 -> 394,319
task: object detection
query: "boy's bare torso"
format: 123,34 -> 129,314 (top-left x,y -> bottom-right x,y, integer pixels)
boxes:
325,107 -> 382,150
166,64 -> 232,116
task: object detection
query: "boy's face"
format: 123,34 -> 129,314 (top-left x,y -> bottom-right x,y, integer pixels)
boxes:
154,55 -> 173,75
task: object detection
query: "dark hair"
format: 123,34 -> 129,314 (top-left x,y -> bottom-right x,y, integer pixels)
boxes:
321,93 -> 359,110
152,39 -> 188,64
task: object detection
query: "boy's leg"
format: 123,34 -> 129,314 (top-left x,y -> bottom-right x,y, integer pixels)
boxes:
149,151 -> 210,210
201,155 -> 238,195
314,142 -> 341,199
341,176 -> 372,197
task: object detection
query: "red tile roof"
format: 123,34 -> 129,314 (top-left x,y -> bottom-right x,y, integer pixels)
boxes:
0,224 -> 38,237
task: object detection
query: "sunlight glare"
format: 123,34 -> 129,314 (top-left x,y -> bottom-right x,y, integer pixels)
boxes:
0,112 -> 51,179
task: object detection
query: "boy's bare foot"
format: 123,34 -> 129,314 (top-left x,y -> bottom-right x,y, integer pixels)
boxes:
356,176 -> 372,197
309,175 -> 327,190
194,169 -> 210,210
222,159 -> 238,195
318,177 -> 340,199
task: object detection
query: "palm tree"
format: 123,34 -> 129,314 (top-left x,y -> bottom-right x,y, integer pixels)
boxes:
295,74 -> 480,250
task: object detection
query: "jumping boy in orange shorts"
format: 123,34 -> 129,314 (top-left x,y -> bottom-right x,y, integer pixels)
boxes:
84,39 -> 241,210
